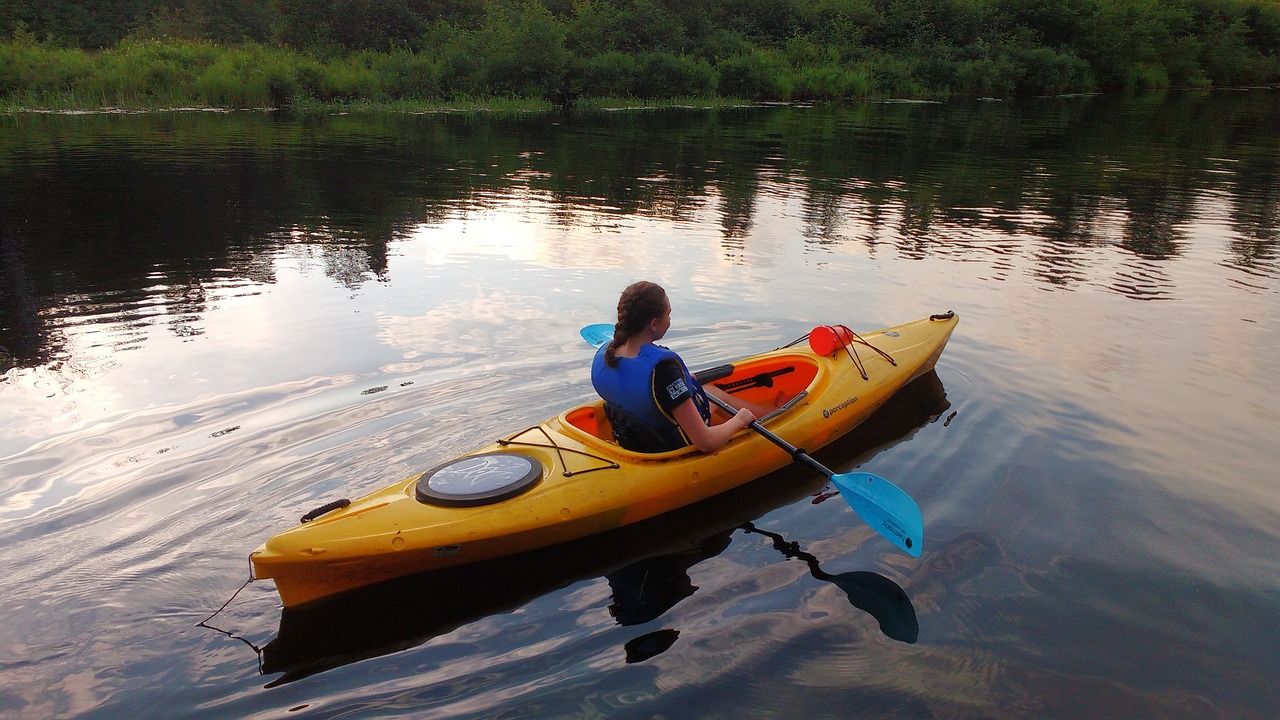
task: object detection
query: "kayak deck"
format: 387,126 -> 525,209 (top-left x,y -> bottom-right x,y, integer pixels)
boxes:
251,312 -> 957,607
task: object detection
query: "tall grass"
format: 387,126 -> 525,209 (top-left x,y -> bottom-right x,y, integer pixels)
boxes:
0,36 -> 404,110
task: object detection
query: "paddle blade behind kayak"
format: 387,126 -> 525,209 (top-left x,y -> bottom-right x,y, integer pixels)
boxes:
580,323 -> 613,348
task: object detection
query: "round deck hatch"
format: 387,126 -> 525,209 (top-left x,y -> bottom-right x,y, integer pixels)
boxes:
415,452 -> 543,507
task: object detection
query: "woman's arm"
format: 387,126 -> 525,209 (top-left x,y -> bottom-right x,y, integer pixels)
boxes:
672,398 -> 755,453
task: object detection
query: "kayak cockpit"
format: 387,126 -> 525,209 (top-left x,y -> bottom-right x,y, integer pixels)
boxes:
561,353 -> 820,447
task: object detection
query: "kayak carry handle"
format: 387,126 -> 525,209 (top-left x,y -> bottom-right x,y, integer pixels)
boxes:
301,498 -> 350,523
694,364 -> 735,383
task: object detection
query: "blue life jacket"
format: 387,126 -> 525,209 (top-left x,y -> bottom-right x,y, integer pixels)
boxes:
591,343 -> 711,451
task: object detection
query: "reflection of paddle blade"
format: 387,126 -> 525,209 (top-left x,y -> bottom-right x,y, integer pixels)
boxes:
624,629 -> 680,663
828,571 -> 919,644
831,472 -> 924,558
741,522 -> 919,645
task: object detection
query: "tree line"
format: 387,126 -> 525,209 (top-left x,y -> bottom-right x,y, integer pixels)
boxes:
2,0 -> 1278,108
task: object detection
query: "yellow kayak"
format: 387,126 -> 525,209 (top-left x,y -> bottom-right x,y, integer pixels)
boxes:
251,312 -> 958,607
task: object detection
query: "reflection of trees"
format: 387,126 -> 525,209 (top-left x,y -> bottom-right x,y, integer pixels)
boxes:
1102,180 -> 1190,300
284,225 -> 391,289
1118,180 -> 1191,261
2,91 -> 1276,371
0,196 -> 53,372
897,191 -> 939,259
799,185 -> 845,247
1224,157 -> 1280,277
162,279 -> 210,340
715,167 -> 758,256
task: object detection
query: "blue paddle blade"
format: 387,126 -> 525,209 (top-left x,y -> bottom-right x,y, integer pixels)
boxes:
831,472 -> 924,558
580,323 -> 613,348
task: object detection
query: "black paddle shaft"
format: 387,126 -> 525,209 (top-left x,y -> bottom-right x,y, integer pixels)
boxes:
704,393 -> 834,481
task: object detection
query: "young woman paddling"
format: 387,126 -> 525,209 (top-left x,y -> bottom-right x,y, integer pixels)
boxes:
591,281 -> 765,453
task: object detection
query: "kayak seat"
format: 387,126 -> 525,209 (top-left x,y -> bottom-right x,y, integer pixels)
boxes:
565,405 -> 611,439
563,402 -> 688,453
603,402 -> 687,454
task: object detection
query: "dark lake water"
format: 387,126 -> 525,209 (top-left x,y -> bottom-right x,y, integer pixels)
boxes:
1,90 -> 1278,719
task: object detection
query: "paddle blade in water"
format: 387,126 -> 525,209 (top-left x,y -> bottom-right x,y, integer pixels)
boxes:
831,472 -> 924,558
581,323 -> 613,348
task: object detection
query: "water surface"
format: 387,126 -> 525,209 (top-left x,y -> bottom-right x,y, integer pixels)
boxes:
1,90 -> 1278,719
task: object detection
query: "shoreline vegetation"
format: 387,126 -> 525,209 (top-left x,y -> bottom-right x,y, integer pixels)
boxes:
2,0 -> 1278,113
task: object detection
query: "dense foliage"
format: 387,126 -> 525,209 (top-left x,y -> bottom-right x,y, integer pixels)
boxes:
2,0 -> 1278,108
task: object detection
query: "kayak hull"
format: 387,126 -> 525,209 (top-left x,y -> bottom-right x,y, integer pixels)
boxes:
251,312 -> 958,607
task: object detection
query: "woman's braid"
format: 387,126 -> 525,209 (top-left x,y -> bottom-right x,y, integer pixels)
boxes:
605,281 -> 667,368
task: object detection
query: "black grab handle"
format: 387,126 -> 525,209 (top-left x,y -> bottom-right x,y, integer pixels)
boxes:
301,498 -> 350,523
694,364 -> 735,383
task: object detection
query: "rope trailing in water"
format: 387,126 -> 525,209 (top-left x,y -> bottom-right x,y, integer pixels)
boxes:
196,556 -> 265,671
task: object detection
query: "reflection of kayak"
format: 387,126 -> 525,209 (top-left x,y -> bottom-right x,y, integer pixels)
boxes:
262,526 -> 737,684
251,312 -> 958,607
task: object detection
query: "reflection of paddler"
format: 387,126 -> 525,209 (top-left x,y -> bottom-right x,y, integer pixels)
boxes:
606,529 -> 735,626
742,522 -> 919,644
605,529 -> 735,663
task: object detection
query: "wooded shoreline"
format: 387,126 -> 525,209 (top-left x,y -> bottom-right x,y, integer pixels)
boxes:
3,0 -> 1278,111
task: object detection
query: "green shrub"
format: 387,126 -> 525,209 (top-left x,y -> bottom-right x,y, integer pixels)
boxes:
477,1 -> 569,97
1125,62 -> 1170,91
632,52 -> 716,98
716,51 -> 791,100
369,50 -> 442,99
195,62 -> 254,106
570,52 -> 639,97
953,57 -> 1018,97
697,29 -> 757,63
0,38 -> 95,98
294,62 -> 326,99
1202,17 -> 1277,86
81,40 -> 222,105
790,63 -> 874,100
566,0 -> 687,56
319,58 -> 384,102
871,55 -> 923,96
912,53 -> 962,94
194,45 -> 302,108
429,22 -> 486,99
1008,46 -> 1094,95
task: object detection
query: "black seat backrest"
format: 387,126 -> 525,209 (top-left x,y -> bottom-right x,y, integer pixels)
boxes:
603,402 -> 685,454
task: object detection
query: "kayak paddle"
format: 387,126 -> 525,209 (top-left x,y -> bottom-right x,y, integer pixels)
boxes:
580,323 -> 924,557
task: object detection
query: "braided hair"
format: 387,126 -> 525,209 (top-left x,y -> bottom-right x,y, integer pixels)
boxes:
605,281 -> 668,368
